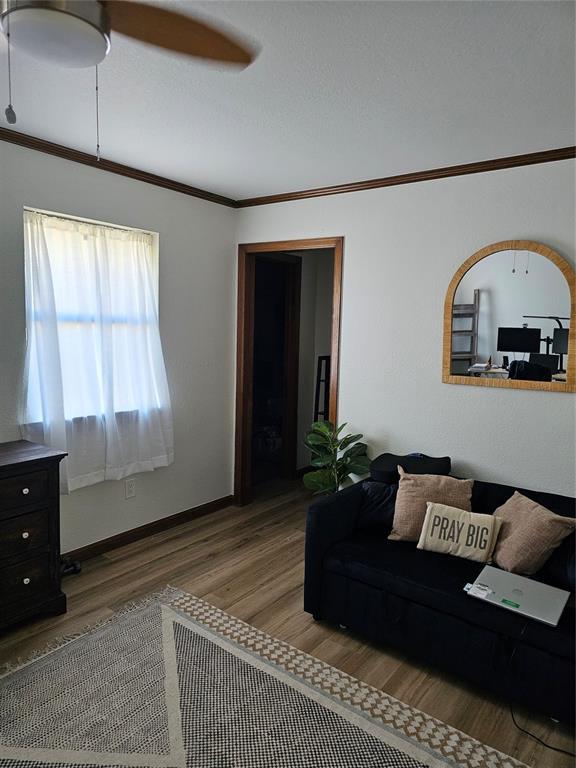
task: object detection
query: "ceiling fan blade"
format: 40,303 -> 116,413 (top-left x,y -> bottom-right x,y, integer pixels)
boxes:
104,1 -> 255,66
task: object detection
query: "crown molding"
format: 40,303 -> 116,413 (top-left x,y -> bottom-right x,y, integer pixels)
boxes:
1,126 -> 573,209
236,146 -> 576,207
0,126 -> 238,208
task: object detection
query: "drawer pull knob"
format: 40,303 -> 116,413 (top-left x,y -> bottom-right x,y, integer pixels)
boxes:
22,577 -> 31,585
22,531 -> 30,539
22,488 -> 30,495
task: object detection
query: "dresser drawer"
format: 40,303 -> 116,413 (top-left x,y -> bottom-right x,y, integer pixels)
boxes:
0,470 -> 49,510
0,553 -> 53,605
0,509 -> 50,560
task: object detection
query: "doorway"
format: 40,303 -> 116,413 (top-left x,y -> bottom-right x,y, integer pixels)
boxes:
251,255 -> 301,485
235,237 -> 343,504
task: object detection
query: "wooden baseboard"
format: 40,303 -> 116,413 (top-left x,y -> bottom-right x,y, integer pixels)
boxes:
64,494 -> 235,562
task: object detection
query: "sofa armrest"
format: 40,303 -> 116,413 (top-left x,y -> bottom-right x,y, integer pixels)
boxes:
304,481 -> 364,617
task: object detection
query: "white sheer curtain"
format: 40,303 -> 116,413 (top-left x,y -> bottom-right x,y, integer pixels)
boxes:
21,209 -> 174,492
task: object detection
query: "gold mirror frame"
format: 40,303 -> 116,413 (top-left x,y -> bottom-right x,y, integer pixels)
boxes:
442,240 -> 575,392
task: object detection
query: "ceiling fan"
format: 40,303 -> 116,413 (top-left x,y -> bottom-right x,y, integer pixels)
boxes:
1,0 -> 256,136
0,0 -> 256,69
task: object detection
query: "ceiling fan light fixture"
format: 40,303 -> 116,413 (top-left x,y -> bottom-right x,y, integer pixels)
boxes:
0,1 -> 110,68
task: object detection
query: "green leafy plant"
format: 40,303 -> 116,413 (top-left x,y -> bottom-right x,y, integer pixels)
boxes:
302,421 -> 370,495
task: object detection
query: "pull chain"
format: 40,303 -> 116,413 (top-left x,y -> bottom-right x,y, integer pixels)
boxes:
95,65 -> 101,161
5,12 -> 17,124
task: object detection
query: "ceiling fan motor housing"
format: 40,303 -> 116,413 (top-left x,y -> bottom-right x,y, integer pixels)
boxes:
0,0 -> 111,68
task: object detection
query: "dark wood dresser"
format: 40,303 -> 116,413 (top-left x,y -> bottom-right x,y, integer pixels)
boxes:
0,440 -> 67,629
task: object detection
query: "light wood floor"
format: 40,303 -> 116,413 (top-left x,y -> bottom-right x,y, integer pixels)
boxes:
1,481 -> 574,767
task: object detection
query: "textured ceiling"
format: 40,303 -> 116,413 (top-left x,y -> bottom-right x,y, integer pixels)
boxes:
0,1 -> 574,199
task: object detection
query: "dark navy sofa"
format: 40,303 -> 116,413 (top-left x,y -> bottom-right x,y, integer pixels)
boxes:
304,477 -> 575,723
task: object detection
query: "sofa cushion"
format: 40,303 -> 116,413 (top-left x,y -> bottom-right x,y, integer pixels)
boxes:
324,533 -> 574,661
471,480 -> 575,517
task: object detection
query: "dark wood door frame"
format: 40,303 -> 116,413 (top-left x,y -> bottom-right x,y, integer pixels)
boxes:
234,236 -> 344,504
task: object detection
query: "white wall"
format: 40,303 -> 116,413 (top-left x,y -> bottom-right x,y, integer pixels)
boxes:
237,161 -> 576,496
297,250 -> 334,468
454,250 -> 571,363
1,144 -> 574,558
0,141 -> 237,552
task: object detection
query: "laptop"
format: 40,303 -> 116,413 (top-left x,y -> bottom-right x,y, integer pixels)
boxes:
465,565 -> 570,626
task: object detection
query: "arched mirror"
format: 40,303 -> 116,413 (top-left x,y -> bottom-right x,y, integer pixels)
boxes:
443,241 -> 575,392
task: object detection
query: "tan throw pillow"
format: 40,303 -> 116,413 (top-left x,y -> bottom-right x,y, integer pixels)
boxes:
417,502 -> 502,563
492,492 -> 576,575
388,467 -> 474,542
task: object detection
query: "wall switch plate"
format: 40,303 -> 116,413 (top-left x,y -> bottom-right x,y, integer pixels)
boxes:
125,478 -> 136,499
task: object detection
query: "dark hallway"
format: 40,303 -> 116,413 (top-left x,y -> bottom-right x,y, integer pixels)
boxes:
251,258 -> 291,485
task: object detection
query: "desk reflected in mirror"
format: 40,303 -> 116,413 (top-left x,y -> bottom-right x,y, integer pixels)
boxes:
450,248 -> 571,383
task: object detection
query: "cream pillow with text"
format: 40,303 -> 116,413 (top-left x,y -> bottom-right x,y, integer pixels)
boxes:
417,502 -> 502,563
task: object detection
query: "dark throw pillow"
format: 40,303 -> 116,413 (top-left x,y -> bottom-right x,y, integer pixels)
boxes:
357,481 -> 398,533
370,453 -> 451,485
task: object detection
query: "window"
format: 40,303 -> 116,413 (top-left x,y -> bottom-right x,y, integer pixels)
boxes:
21,209 -> 174,492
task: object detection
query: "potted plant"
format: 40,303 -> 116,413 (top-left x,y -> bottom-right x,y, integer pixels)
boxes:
302,421 -> 370,495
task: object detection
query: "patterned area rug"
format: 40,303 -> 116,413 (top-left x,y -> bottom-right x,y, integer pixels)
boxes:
0,587 -> 526,768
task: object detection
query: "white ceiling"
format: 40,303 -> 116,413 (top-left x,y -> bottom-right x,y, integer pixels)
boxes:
1,1 -> 574,200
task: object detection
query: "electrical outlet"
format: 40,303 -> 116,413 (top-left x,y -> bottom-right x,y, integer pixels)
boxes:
125,478 -> 136,499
